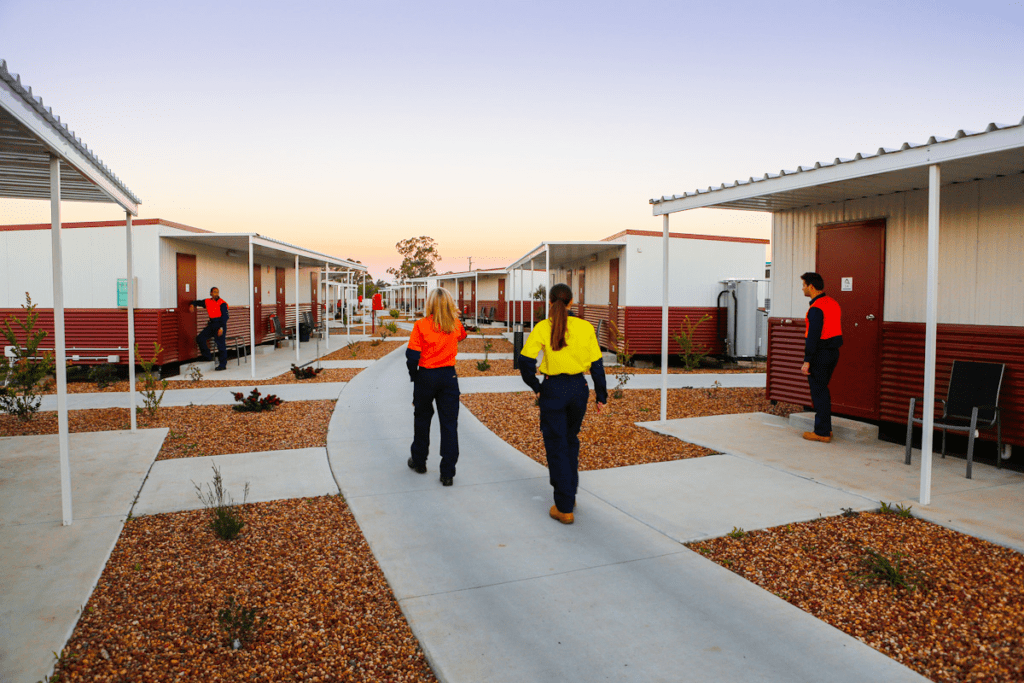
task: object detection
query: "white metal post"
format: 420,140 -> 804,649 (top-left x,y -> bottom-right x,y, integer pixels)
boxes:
519,265 -> 524,328
530,259 -> 535,328
324,264 -> 330,350
362,270 -> 367,334
248,238 -> 256,379
661,213 -> 669,422
295,255 -> 301,363
126,212 -> 137,431
474,272 -> 479,324
505,271 -> 510,329
50,156 -> 72,525
920,164 -> 941,505
545,247 -> 550,310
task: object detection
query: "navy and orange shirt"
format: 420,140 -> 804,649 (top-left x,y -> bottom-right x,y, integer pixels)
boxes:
804,294 -> 842,361
406,317 -> 468,379
190,297 -> 229,332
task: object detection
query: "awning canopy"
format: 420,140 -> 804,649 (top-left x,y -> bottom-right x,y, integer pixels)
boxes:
650,118 -> 1024,215
508,241 -> 624,271
0,60 -> 139,212
165,232 -> 366,271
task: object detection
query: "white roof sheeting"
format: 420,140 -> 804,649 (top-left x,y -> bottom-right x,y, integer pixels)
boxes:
651,117 -> 1024,215
164,231 -> 366,271
0,59 -> 140,211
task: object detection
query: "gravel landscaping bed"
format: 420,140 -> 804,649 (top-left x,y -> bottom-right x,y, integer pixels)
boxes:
50,496 -> 437,683
41,369 -> 361,394
453,359 -> 763,378
461,388 -> 801,469
686,512 -> 1024,683
459,338 -> 513,354
322,340 -> 403,361
0,401 -> 334,460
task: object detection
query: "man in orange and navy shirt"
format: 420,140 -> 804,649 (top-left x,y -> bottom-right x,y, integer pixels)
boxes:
189,287 -> 230,371
800,272 -> 842,443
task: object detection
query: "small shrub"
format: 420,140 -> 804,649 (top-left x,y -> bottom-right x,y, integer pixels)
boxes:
476,334 -> 493,372
384,321 -> 399,335
389,309 -> 400,318
607,320 -> 632,399
290,364 -> 323,380
878,501 -> 913,517
135,342 -> 167,418
346,340 -> 359,358
193,464 -> 249,541
840,507 -> 860,518
88,363 -> 119,390
217,596 -> 264,649
187,364 -> 204,382
231,388 -> 283,412
672,314 -> 712,371
704,379 -> 722,399
727,527 -> 748,539
0,293 -> 57,422
853,547 -> 925,591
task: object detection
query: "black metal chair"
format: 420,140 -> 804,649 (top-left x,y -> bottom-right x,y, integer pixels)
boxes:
905,360 -> 1005,479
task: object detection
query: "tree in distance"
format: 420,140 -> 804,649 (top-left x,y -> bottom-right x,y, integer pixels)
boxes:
387,237 -> 441,283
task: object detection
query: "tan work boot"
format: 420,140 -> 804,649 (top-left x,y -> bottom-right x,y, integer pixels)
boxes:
803,431 -> 832,443
549,505 -> 574,524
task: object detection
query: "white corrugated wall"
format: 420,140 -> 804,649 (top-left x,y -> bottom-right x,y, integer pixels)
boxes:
770,173 -> 1024,326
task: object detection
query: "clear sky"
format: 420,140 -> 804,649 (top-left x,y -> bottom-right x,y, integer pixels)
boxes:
2,0 -> 1022,280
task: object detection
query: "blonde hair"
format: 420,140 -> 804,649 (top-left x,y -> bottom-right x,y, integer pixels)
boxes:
425,288 -> 460,334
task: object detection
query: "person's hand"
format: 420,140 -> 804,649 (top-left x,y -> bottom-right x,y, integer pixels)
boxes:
594,401 -> 605,414
801,362 -> 810,376
217,328 -> 223,337
534,392 -> 541,402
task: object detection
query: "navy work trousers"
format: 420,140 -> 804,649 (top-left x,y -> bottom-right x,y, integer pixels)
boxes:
196,323 -> 227,369
411,366 -> 461,479
807,347 -> 840,436
538,373 -> 589,514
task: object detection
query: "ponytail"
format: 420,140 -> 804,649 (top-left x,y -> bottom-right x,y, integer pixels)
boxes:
548,283 -> 573,351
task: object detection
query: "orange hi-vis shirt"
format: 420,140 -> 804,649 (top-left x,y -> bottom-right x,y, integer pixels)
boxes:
805,295 -> 842,339
408,317 -> 468,368
204,297 -> 227,319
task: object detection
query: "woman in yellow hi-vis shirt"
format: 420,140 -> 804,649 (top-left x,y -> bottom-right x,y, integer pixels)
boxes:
519,284 -> 606,524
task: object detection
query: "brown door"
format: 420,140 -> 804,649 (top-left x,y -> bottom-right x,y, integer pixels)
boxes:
176,253 -> 198,359
577,268 -> 586,319
253,264 -> 263,341
458,281 -> 465,313
276,267 -> 286,328
567,271 -> 573,292
816,219 -> 886,419
609,258 -> 620,328
471,281 -> 476,316
310,271 -> 318,326
497,277 -> 505,319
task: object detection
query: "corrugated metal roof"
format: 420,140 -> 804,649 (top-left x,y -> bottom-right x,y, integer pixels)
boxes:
0,59 -> 141,207
651,117 -> 1024,214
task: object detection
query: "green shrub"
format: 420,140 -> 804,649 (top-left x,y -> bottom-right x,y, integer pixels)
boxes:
672,314 -> 712,371
853,547 -> 925,591
88,363 -> 119,389
193,464 -> 249,541
231,388 -> 282,412
0,293 -> 56,422
218,596 -> 264,649
135,342 -> 167,418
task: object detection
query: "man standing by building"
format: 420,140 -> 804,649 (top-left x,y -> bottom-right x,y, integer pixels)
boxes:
800,272 -> 842,443
189,287 -> 229,371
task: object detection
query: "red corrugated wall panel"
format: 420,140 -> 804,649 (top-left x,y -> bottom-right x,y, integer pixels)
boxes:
880,322 -> 1024,446
1,308 -> 177,365
767,317 -> 1024,446
623,306 -> 724,355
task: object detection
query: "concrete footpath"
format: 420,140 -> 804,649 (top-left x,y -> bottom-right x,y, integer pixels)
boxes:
0,429 -> 166,683
327,348 -> 928,682
458,371 -> 765,394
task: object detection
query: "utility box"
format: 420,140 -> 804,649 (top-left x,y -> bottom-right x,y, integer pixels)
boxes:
721,279 -> 763,359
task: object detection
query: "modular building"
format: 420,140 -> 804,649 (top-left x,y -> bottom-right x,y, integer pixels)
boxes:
0,218 -> 365,367
508,230 -> 768,353
433,268 -> 547,324
650,117 -> 1024,455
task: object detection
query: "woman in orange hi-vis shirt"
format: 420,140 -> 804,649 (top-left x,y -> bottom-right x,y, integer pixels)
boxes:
406,288 -> 468,486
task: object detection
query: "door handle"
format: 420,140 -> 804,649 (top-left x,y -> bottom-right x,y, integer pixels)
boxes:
865,314 -> 875,320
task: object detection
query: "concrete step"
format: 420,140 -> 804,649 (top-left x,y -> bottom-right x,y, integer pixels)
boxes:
788,412 -> 878,443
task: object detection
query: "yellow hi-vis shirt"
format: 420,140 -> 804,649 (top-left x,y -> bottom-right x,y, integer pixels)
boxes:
521,317 -> 603,375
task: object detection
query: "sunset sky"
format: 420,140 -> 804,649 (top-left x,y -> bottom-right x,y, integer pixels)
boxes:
2,0 -> 1022,280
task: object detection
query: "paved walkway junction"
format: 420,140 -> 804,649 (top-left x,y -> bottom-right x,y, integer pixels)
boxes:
3,339 -> 1021,682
